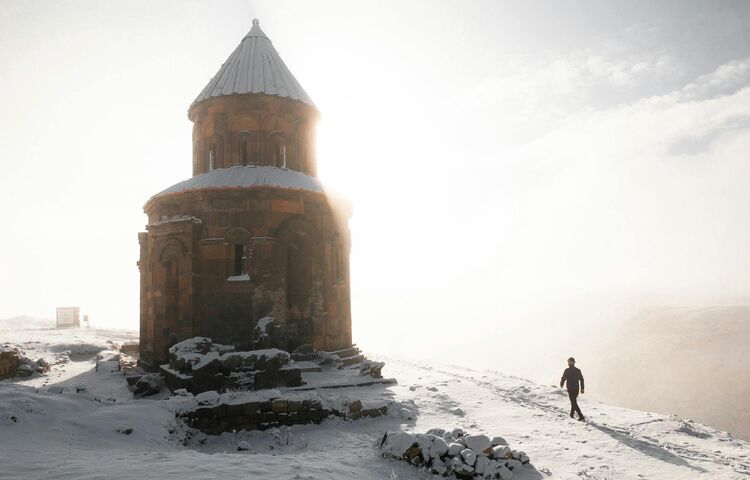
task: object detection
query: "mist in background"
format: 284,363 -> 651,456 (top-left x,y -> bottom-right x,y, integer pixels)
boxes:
1,0 -> 750,436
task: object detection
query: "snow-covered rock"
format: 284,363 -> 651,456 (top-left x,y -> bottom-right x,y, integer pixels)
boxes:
133,374 -> 162,397
237,441 -> 252,451
460,448 -> 477,466
195,390 -> 220,406
474,454 -> 491,475
381,428 -> 531,479
452,457 -> 475,477
496,464 -> 513,480
465,434 -> 491,453
15,363 -> 33,377
448,442 -> 464,456
490,435 -> 508,446
428,434 -> 449,458
381,431 -> 417,458
491,445 -> 511,460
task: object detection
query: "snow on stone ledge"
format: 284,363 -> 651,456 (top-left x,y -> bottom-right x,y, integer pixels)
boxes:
152,166 -> 324,199
227,273 -> 250,281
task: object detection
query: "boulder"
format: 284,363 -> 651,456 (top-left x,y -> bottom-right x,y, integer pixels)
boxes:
465,434 -> 491,453
497,464 -> 514,480
491,435 -> 509,446
133,374 -> 162,396
381,431 -> 417,459
451,457 -> 475,479
15,364 -> 34,377
507,459 -> 523,471
448,442 -> 464,456
431,457 -> 448,475
460,448 -> 477,466
427,434 -> 449,458
195,390 -> 220,406
492,445 -> 512,460
474,454 -> 491,475
35,358 -> 51,373
237,441 -> 252,451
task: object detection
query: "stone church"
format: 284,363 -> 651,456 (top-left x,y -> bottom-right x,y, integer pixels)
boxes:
138,19 -> 352,370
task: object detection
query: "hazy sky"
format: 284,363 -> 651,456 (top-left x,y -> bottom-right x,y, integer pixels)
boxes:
1,1 -> 749,375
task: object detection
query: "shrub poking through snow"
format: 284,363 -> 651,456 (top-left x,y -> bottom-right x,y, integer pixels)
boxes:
381,429 -> 530,479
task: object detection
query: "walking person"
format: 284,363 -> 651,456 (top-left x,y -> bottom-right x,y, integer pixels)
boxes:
560,357 -> 585,421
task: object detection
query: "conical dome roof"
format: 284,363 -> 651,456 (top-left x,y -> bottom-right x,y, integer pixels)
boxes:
192,19 -> 314,107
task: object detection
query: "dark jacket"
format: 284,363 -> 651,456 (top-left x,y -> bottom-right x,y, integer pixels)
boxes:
560,366 -> 584,391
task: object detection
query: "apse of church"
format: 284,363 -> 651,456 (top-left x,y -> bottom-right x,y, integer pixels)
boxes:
137,19 -> 352,370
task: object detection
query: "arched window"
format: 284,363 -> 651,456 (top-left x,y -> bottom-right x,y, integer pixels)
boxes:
240,140 -> 248,166
208,144 -> 216,171
234,244 -> 245,276
269,133 -> 287,168
207,135 -> 223,171
224,227 -> 252,281
237,131 -> 259,166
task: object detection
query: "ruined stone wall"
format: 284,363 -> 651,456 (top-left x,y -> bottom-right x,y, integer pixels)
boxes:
182,397 -> 386,436
0,349 -> 20,380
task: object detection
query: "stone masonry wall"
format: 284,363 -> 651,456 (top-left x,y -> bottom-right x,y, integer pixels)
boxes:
182,397 -> 387,436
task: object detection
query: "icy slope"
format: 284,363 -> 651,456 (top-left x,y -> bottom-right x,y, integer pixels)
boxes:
1,326 -> 748,480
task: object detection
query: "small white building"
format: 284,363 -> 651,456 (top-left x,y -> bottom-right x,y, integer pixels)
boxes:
56,307 -> 80,328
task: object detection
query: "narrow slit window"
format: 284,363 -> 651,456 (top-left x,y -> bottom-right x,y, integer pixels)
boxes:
240,141 -> 248,166
209,144 -> 216,171
234,244 -> 244,276
274,142 -> 286,168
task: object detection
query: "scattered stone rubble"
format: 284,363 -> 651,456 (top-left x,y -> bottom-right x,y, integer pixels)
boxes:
381,428 -> 530,479
0,345 -> 50,380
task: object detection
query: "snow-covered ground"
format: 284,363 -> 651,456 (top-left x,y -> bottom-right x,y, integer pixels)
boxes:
1,324 -> 748,480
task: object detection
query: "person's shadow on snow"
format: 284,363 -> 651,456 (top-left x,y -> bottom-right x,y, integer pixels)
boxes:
588,422 -> 708,473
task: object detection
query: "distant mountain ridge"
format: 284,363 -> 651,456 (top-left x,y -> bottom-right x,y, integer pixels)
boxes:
0,315 -> 55,329
590,305 -> 750,441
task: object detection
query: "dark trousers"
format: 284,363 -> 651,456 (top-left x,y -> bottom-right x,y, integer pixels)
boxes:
568,389 -> 583,418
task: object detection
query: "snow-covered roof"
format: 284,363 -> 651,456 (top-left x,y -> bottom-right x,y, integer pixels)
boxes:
192,19 -> 314,108
151,166 -> 324,200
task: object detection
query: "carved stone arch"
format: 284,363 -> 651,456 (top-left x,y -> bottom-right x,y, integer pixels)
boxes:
228,115 -> 261,132
260,113 -> 284,131
158,238 -> 187,263
234,130 -> 260,166
224,227 -> 253,245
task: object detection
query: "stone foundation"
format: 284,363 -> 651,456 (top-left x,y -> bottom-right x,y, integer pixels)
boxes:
180,393 -> 388,435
